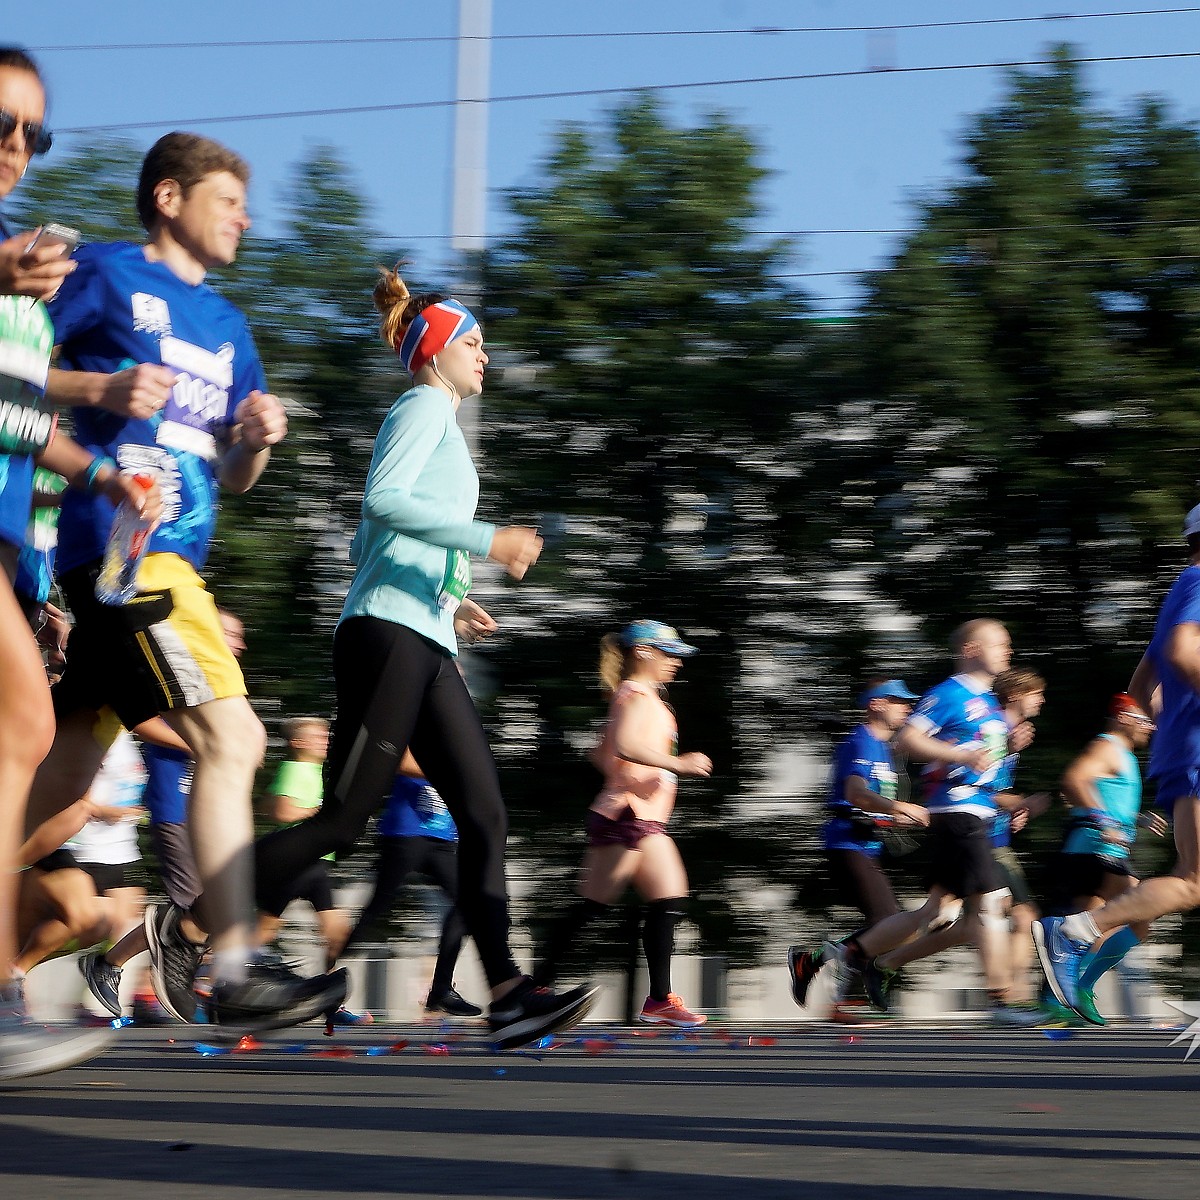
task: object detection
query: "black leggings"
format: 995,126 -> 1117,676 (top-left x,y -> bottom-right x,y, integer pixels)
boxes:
342,835 -> 467,995
254,617 -> 517,988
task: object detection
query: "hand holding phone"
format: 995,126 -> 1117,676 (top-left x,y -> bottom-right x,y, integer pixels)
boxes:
1,222 -> 80,307
25,222 -> 81,259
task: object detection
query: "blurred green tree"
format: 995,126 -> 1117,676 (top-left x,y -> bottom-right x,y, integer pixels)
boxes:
478,95 -> 822,965
210,147 -> 401,723
813,48 -> 1200,984
12,137 -> 144,243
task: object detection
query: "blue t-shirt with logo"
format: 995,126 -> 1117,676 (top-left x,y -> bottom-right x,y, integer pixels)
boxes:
379,774 -> 458,842
1147,565 -> 1200,780
906,674 -> 1009,819
821,724 -> 898,857
989,750 -> 1020,847
49,242 -> 266,573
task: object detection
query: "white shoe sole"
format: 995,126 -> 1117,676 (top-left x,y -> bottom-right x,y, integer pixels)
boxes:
490,985 -> 600,1051
0,1026 -> 115,1083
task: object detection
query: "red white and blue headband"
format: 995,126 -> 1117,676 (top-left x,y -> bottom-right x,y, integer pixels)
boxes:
398,299 -> 480,376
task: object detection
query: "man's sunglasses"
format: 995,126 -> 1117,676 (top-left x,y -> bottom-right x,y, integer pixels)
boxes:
0,109 -> 52,156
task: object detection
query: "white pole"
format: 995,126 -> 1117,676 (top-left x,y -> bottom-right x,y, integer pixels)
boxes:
452,0 -> 492,257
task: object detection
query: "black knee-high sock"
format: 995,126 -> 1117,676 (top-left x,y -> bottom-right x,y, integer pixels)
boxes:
643,899 -> 687,1001
532,898 -> 608,987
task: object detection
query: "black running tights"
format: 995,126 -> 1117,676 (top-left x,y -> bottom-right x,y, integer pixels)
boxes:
254,617 -> 518,988
341,835 -> 467,995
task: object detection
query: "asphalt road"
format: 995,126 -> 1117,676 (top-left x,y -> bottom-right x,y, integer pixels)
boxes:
0,1021 -> 1195,1199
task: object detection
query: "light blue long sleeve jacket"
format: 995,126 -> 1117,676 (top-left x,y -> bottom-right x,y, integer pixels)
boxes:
340,385 -> 495,655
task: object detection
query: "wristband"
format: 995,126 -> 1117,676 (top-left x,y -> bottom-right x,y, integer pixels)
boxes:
82,456 -> 117,493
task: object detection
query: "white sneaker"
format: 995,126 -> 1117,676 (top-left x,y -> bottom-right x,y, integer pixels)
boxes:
0,1015 -> 114,1082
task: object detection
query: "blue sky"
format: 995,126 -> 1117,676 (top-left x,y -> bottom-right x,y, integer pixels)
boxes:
10,2 -> 1200,314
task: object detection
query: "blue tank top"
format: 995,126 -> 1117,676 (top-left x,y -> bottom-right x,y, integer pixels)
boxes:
1063,734 -> 1141,861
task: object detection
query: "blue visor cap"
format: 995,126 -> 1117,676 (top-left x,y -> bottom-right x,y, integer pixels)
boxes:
859,679 -> 919,706
621,620 -> 697,657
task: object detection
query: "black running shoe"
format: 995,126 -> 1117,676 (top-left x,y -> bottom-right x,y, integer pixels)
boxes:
143,902 -> 206,1022
862,958 -> 897,1013
488,978 -> 599,1050
79,951 -> 123,1017
206,963 -> 348,1034
426,985 -> 483,1018
786,946 -> 822,1009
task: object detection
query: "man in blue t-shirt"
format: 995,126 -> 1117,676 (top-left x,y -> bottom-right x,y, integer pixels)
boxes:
1036,504 -> 1200,1020
28,132 -> 343,1032
786,679 -> 927,1009
847,620 -> 1040,1025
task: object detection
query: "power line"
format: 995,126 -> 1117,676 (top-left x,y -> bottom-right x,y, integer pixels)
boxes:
384,218 -> 1200,243
29,9 -> 1200,53
54,49 -> 1200,136
774,252 -> 1200,279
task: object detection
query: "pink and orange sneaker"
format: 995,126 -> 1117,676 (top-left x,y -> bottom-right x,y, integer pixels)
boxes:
638,993 -> 707,1027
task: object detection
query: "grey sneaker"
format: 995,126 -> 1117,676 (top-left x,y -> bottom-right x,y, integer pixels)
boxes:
0,984 -> 114,1082
862,958 -> 897,1012
143,902 -> 206,1022
988,1001 -> 1044,1029
79,951 -> 123,1017
206,963 -> 349,1034
0,1022 -> 115,1082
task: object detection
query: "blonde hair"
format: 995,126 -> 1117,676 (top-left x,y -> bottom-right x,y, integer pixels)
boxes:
598,633 -> 638,697
372,265 -> 446,357
994,667 -> 1045,706
281,716 -> 328,746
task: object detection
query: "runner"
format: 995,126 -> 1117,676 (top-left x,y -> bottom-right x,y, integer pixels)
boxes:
1036,693 -> 1166,1022
258,718 -> 351,969
532,620 -> 713,1027
29,131 -> 343,1031
854,667 -> 1051,1008
238,268 -> 596,1049
65,725 -> 149,1017
983,668 -> 1050,1002
339,751 -> 481,1019
786,679 -> 928,1010
850,620 -> 1041,1025
1,45 -> 154,1078
14,796 -> 112,985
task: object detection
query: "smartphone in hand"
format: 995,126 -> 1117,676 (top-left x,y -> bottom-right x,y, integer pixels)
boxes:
23,222 -> 81,305
26,222 -> 81,258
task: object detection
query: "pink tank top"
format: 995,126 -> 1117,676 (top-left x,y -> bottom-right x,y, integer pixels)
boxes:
589,679 -> 679,825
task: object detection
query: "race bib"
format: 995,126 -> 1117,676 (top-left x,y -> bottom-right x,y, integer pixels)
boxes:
438,548 -> 472,615
155,336 -> 233,461
0,296 -> 56,456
